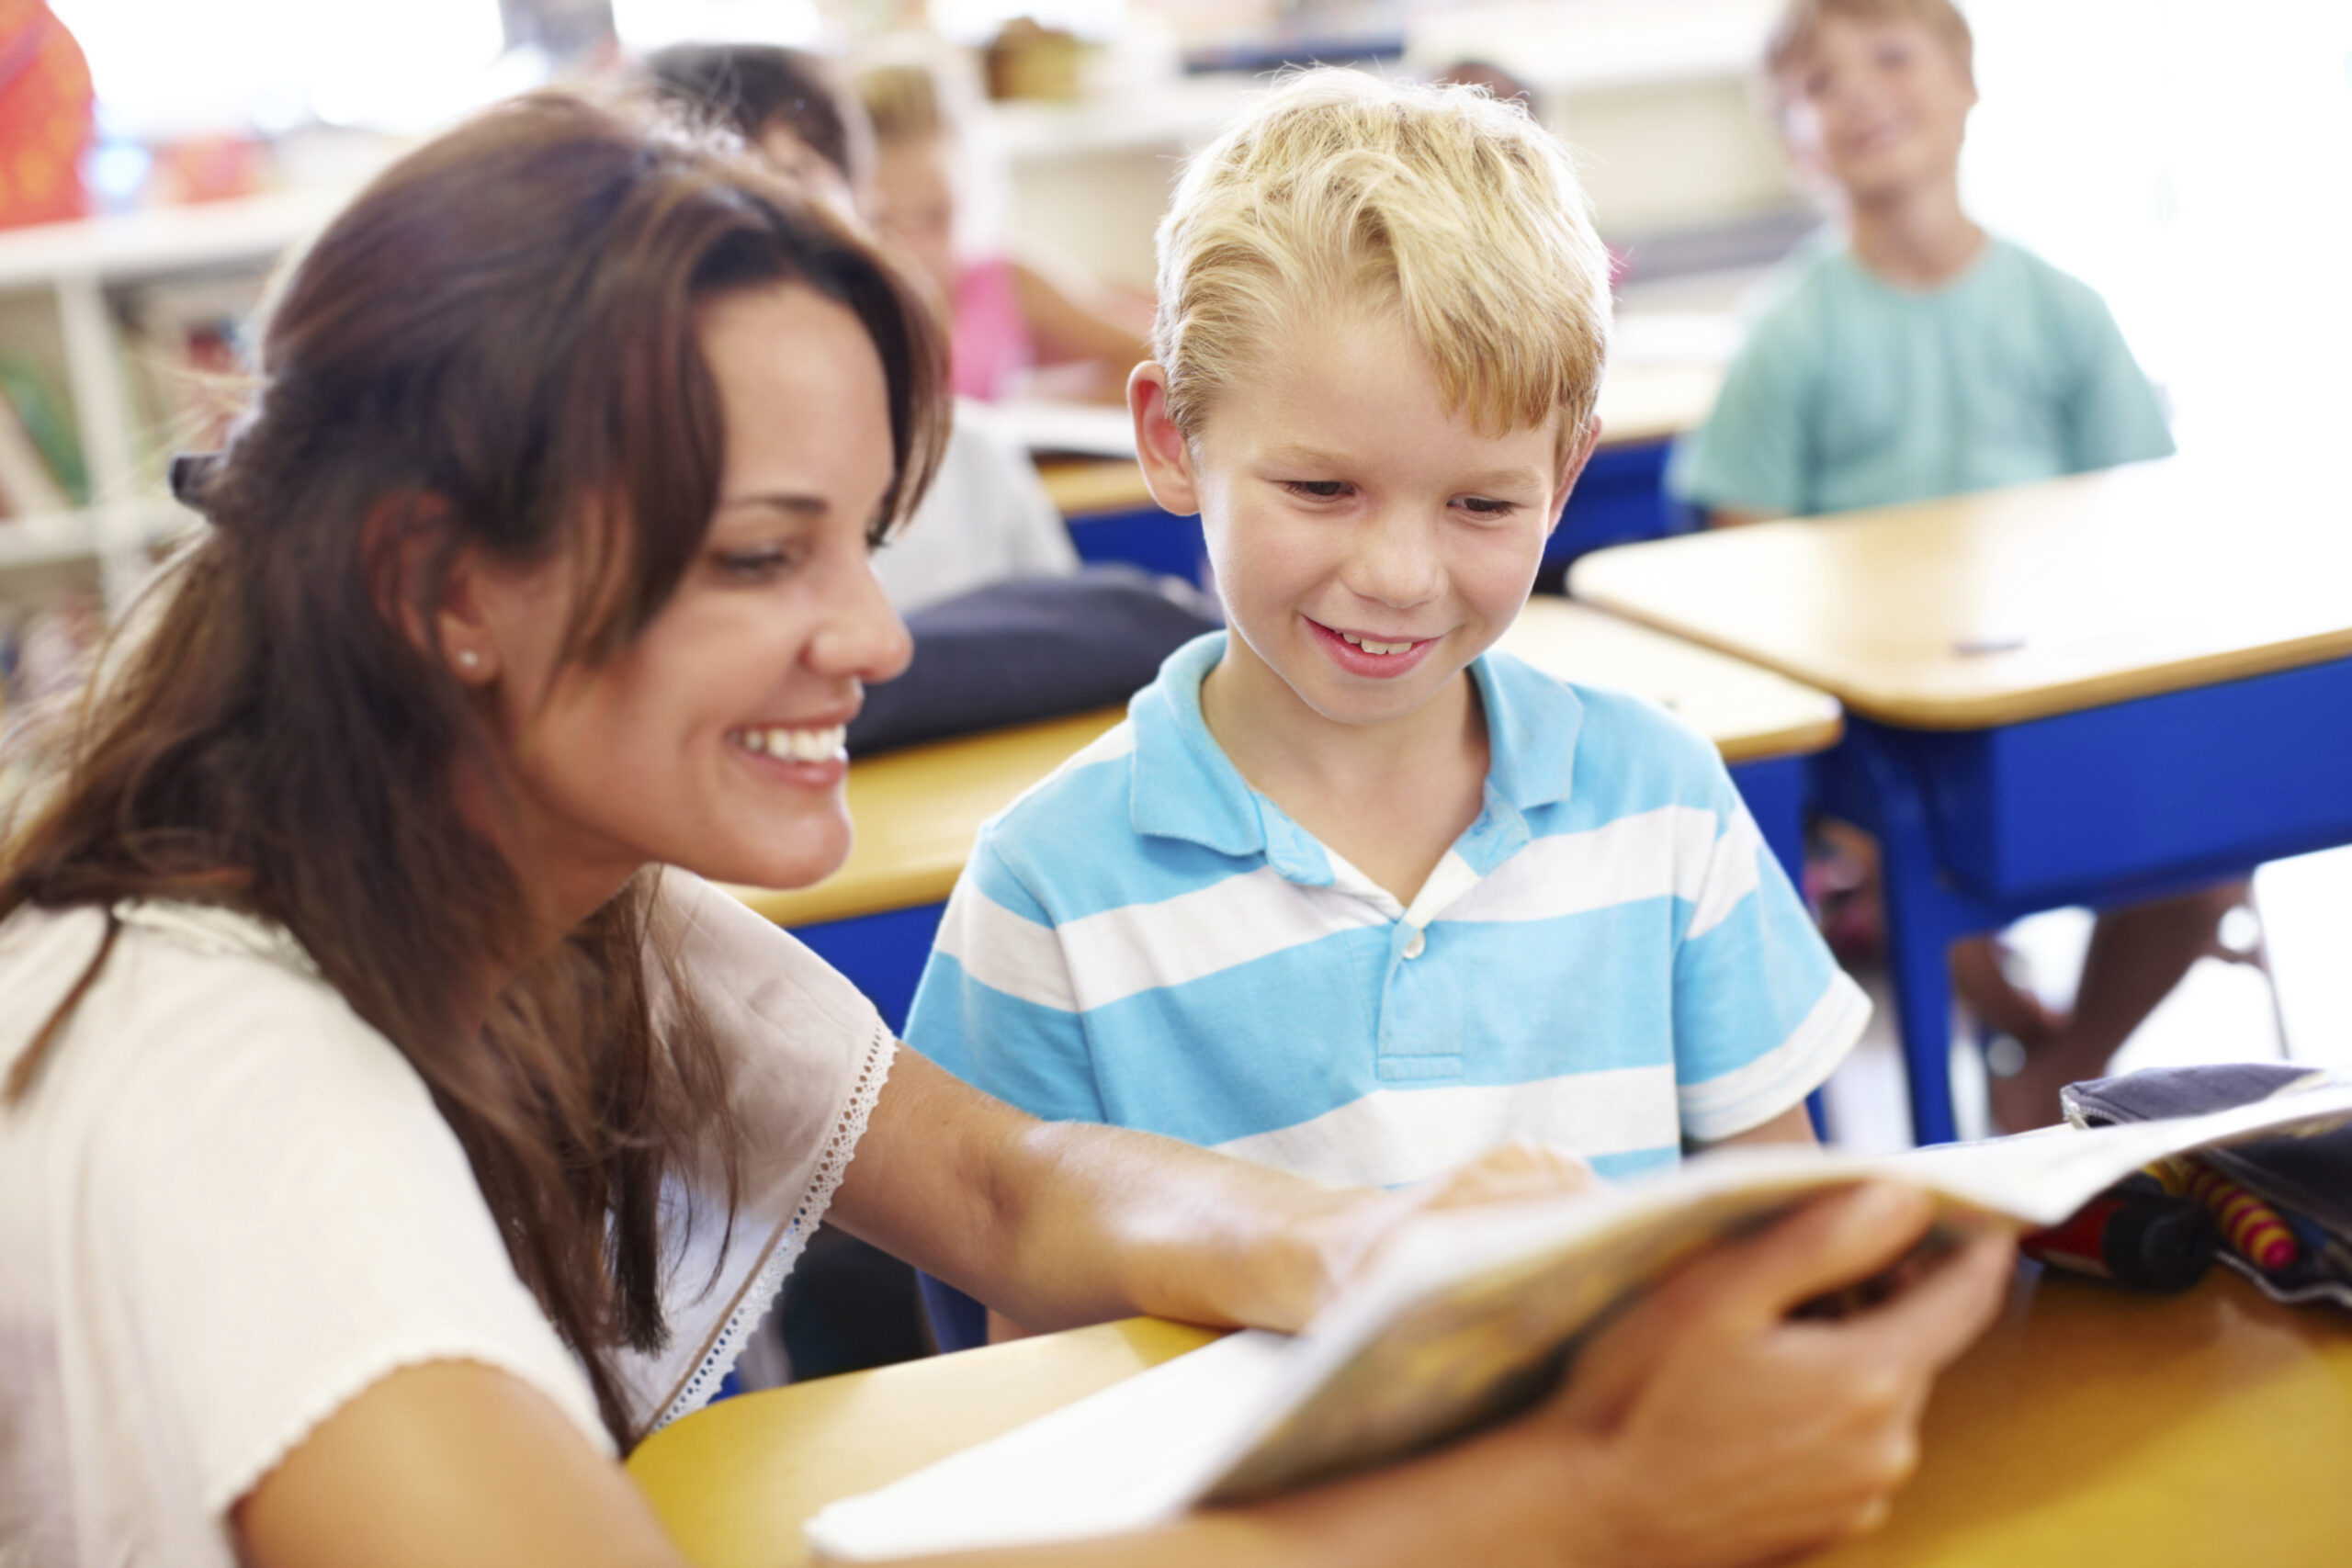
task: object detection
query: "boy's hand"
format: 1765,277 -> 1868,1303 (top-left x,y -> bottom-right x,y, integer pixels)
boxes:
1537,1182 -> 2016,1567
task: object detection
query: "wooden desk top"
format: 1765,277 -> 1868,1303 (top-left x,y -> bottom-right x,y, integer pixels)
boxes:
1569,455 -> 2352,730
628,1271 -> 2352,1568
628,1319 -> 1222,1568
724,708 -> 1124,929
728,603 -> 1832,930
1500,598 -> 1841,763
1036,360 -> 1724,520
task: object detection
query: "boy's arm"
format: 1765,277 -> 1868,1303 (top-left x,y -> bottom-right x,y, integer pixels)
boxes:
1672,773 -> 1867,1146
2063,291 -> 2176,472
1705,1103 -> 1820,1147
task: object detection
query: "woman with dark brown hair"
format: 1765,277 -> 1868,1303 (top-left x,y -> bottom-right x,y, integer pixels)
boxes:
0,87 -> 2007,1568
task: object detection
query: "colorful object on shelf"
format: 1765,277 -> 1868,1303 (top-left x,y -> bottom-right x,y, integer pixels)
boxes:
2021,1184 -> 2218,1292
2154,1156 -> 2301,1274
0,353 -> 87,504
0,0 -> 92,229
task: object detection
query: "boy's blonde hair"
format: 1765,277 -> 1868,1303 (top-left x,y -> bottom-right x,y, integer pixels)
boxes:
1153,69 -> 1611,458
1766,0 -> 1975,90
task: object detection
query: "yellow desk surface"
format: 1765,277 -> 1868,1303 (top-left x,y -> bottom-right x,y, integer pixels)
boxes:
628,1271 -> 2352,1568
728,602 -> 1834,930
724,708 -> 1124,929
1569,454 -> 2352,730
628,1318 -> 1222,1568
1036,360 -> 1725,520
1499,598 -> 1841,764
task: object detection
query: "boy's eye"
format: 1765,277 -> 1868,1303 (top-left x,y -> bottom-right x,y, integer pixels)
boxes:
1283,479 -> 1351,500
1458,495 -> 1520,517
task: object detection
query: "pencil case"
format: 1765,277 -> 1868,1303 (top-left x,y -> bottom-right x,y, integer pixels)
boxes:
2060,1063 -> 2352,1310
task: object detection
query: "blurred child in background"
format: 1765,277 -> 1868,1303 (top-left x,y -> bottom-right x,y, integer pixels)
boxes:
647,42 -> 1079,614
1670,0 -> 2238,1129
856,56 -> 1153,403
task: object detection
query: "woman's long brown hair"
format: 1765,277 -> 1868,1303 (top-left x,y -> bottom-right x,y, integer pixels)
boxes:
0,90 -> 946,1448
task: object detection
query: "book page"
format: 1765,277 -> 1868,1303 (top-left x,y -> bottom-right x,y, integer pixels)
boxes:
808,1077 -> 2352,1558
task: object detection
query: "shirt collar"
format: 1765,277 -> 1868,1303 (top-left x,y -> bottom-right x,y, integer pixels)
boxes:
1469,645 -> 1581,814
1125,630 -> 1585,867
1128,632 -> 1273,860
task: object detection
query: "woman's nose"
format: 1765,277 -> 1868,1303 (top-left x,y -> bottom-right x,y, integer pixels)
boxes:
811,552 -> 914,684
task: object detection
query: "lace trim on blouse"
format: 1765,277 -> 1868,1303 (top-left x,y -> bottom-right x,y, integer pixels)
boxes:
647,1021 -> 899,1433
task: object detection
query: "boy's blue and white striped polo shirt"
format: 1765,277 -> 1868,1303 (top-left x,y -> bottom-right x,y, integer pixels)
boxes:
905,632 -> 1868,1187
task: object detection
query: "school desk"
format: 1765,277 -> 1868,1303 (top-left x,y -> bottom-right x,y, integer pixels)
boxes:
624,1268 -> 2352,1568
1568,455 -> 2352,1145
728,601 -> 1838,1035
1035,358 -> 1726,584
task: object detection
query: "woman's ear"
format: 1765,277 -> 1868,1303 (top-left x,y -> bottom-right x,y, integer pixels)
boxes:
1128,361 -> 1203,518
362,493 -> 501,683
434,547 -> 503,686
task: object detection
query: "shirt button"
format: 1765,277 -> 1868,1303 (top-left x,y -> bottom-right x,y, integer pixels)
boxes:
1402,930 -> 1426,960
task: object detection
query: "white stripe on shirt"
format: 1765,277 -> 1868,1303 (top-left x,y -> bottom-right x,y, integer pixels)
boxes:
935,883 -> 1079,1012
1685,807 -> 1765,942
1211,1066 -> 1682,1189
1678,971 -> 1873,1142
1059,866 -> 1393,1012
1442,807 -> 1718,925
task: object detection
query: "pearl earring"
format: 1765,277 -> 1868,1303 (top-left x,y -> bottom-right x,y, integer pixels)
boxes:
458,649 -> 481,670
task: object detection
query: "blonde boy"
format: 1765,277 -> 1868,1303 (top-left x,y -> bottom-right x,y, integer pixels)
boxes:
906,71 -> 1866,1194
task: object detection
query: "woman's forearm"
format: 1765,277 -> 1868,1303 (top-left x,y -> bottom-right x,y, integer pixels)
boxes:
978,1118 -> 1368,1334
828,1051 -> 1371,1333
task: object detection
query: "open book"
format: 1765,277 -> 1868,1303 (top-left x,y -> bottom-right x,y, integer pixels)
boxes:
807,1075 -> 2352,1561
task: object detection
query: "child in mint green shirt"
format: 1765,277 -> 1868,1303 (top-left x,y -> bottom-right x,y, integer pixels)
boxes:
1672,0 -> 2229,1134
1672,232 -> 2173,518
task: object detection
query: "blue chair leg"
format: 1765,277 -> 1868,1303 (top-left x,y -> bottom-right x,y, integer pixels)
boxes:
917,1271 -> 990,1354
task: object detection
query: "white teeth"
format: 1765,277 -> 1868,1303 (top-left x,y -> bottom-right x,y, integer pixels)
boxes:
732,725 -> 846,763
1340,632 -> 1414,656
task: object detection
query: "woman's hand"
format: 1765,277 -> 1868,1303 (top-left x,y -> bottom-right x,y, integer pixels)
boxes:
1538,1182 -> 2015,1565
1238,1183 -> 2013,1568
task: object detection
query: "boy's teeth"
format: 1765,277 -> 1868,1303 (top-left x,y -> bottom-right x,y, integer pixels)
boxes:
1340,632 -> 1414,656
733,725 -> 846,762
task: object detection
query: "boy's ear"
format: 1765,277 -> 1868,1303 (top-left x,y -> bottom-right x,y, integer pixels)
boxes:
1545,414 -> 1605,536
1128,361 -> 1203,518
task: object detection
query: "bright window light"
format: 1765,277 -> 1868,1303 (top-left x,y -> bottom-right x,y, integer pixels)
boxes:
51,0 -> 507,138
610,0 -> 824,54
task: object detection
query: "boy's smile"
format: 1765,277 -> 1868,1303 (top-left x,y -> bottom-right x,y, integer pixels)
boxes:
1133,303 -> 1593,755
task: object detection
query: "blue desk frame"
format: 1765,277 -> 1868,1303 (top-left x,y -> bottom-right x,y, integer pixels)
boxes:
1813,655 -> 2352,1145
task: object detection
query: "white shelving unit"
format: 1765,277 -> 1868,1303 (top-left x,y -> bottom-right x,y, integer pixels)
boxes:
0,185 -> 352,612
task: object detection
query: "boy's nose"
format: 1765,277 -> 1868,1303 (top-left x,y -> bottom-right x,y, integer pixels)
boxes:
1344,506 -> 1445,608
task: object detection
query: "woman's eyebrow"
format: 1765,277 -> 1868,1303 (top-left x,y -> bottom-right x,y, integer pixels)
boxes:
718,491 -> 828,517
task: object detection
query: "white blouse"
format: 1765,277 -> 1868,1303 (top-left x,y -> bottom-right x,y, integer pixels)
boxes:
0,873 -> 896,1567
